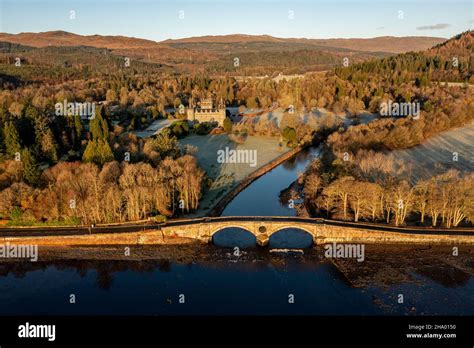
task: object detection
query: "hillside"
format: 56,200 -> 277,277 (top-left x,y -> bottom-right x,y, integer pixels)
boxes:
335,31 -> 474,82
429,30 -> 474,57
0,31 -> 448,75
0,31 -> 162,49
0,31 -> 212,69
166,34 -> 446,54
0,43 -> 167,86
391,123 -> 474,182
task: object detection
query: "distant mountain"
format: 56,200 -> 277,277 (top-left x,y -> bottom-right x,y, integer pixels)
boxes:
306,36 -> 446,54
0,31 -> 450,75
164,34 -> 446,54
0,31 -> 446,54
162,34 -> 285,44
0,31 -> 211,70
0,30 -> 162,49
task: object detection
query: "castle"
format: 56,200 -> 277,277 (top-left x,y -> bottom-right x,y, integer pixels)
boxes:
186,97 -> 226,126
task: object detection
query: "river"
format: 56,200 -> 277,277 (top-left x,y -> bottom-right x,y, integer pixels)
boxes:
0,147 -> 473,315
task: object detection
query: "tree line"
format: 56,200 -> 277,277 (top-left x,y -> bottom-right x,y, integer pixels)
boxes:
0,156 -> 204,225
303,156 -> 473,227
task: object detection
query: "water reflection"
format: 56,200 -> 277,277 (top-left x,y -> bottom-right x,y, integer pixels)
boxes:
268,228 -> 313,248
221,147 -> 320,217
0,244 -> 472,315
212,228 -> 257,248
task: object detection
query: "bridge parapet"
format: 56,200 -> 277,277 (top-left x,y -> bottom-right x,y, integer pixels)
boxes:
159,216 -> 474,246
160,217 -> 321,245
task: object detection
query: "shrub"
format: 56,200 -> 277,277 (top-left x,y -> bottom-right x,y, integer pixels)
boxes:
193,122 -> 213,135
169,121 -> 190,138
223,117 -> 233,132
282,126 -> 297,147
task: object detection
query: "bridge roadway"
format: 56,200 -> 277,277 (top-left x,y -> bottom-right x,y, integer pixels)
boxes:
1,216 -> 473,245
161,216 -> 474,245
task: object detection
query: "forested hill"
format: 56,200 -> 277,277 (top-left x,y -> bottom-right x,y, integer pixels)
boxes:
0,43 -> 166,86
0,31 -> 446,76
335,31 -> 474,83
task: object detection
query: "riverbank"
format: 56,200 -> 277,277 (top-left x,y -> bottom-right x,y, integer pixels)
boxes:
208,145 -> 304,216
0,230 -> 196,246
179,134 -> 289,216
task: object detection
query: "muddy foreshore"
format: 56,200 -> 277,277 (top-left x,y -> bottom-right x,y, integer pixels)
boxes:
1,244 -> 472,286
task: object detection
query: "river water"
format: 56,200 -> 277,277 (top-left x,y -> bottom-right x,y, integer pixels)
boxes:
0,147 -> 473,315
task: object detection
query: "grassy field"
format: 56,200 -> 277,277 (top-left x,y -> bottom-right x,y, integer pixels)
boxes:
179,134 -> 287,216
391,123 -> 474,182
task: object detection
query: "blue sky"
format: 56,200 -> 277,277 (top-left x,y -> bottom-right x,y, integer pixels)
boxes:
0,0 -> 472,41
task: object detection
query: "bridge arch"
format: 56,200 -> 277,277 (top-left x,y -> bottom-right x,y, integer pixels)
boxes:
268,226 -> 314,248
267,225 -> 314,237
210,226 -> 257,248
209,224 -> 256,237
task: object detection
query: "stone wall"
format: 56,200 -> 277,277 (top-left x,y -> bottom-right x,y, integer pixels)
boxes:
3,220 -> 474,247
161,220 -> 474,245
315,224 -> 474,245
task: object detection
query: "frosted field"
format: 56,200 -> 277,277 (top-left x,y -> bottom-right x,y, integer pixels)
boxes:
133,119 -> 173,138
391,123 -> 474,182
178,134 -> 287,216
240,107 -> 374,128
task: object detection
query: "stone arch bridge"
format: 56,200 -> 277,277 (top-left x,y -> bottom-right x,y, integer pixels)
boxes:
1,216 -> 473,245
159,216 -> 474,246
161,216 -> 322,246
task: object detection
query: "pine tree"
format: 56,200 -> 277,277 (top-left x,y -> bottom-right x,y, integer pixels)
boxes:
82,106 -> 113,165
82,139 -> 113,166
21,147 -> 41,185
4,121 -> 21,157
97,139 -> 114,164
82,139 -> 98,163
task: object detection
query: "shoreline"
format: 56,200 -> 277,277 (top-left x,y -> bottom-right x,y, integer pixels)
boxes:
207,145 -> 304,216
1,238 -> 474,267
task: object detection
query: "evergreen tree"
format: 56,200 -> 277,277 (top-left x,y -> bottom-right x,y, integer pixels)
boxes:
21,147 -> 41,185
82,139 -> 98,163
98,139 -> 114,164
89,106 -> 109,141
0,104 -> 9,123
82,139 -> 113,165
82,106 -> 113,165
4,121 -> 21,157
223,117 -> 233,133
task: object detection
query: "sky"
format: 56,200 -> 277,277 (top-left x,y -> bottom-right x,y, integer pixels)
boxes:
0,0 -> 472,41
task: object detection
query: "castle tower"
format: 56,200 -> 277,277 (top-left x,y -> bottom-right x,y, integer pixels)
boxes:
187,97 -> 195,121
